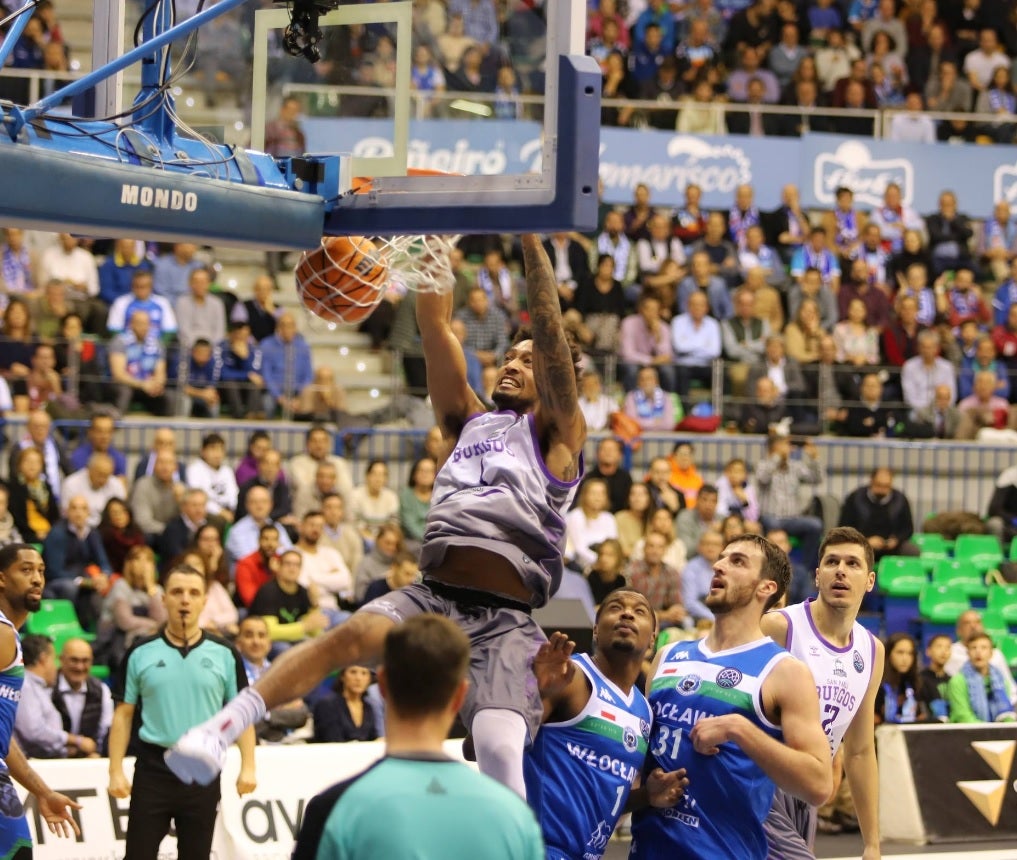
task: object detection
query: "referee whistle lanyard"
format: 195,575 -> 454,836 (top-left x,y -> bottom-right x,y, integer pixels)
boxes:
179,611 -> 192,658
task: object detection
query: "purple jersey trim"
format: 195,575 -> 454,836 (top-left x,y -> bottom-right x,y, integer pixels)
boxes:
779,608 -> 794,652
526,412 -> 584,489
804,598 -> 854,654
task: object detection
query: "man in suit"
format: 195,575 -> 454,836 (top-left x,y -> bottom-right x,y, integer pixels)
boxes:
542,232 -> 591,312
157,488 -> 209,570
726,76 -> 781,136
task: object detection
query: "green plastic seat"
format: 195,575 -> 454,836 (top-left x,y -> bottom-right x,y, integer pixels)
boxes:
913,533 -> 950,558
25,599 -> 96,652
877,557 -> 928,597
932,559 -> 989,599
999,634 -> 1017,669
987,583 -> 1017,625
981,609 -> 1009,644
1009,539 -> 1017,561
918,584 -> 972,624
953,534 -> 1004,574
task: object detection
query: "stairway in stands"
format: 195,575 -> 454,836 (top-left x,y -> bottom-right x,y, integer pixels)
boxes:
53,0 -> 399,414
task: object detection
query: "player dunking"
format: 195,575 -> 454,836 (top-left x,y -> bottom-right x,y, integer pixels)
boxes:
631,535 -> 831,860
762,526 -> 883,860
166,234 -> 586,797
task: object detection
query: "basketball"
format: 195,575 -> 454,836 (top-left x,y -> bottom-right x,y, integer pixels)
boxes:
295,235 -> 388,325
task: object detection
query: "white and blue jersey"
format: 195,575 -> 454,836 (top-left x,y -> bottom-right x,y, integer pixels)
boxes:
421,411 -> 583,608
0,610 -> 31,857
631,637 -> 789,860
524,653 -> 652,860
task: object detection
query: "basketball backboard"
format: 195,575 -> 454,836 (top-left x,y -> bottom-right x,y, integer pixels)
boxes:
0,0 -> 600,249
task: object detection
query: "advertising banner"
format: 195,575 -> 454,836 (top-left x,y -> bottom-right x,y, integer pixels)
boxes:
303,118 -> 1017,216
18,741 -> 469,859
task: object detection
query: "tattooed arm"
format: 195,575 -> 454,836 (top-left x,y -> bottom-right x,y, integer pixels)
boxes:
521,234 -> 587,481
417,287 -> 486,441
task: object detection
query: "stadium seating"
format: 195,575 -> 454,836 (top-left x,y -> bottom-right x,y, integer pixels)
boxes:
25,599 -> 96,653
918,584 -> 971,625
987,583 -> 1017,625
952,535 -> 1004,576
999,634 -> 1017,671
931,559 -> 988,601
877,557 -> 927,597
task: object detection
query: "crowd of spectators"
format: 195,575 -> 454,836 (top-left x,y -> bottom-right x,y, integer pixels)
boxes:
13,0 -> 1017,136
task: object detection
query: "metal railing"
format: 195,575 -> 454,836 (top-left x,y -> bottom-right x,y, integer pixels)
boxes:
3,66 -> 1013,143
0,412 -> 1004,525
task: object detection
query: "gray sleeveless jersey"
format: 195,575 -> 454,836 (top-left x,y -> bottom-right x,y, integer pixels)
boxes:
779,599 -> 876,757
420,410 -> 583,608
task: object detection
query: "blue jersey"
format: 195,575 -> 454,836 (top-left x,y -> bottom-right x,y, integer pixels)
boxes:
421,411 -> 582,608
524,654 -> 652,860
631,637 -> 789,860
0,611 -> 23,764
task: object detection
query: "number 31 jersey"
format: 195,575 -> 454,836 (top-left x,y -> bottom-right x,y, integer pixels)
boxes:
778,599 -> 876,757
631,637 -> 789,860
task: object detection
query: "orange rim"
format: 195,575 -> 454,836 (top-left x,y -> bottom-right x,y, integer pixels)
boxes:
351,168 -> 461,195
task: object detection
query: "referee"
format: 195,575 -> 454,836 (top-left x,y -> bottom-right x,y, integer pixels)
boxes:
107,563 -> 256,858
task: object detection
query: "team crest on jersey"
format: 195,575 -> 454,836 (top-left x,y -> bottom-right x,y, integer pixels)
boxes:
833,659 -> 847,679
676,674 -> 702,695
639,719 -> 651,740
622,726 -> 638,753
852,650 -> 865,673
715,667 -> 742,689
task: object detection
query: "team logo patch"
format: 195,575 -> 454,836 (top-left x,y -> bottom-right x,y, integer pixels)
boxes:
715,668 -> 742,689
676,674 -> 702,695
201,658 -> 213,669
833,659 -> 847,679
639,719 -> 651,740
622,726 -> 638,753
852,650 -> 865,673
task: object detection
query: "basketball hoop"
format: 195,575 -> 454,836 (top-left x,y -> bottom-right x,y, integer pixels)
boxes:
348,168 -> 462,296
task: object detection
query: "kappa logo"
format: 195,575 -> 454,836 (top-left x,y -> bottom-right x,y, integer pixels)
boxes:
956,740 -> 1016,826
586,820 -> 611,852
599,687 -> 617,706
813,141 -> 914,209
852,650 -> 865,673
993,161 -> 1017,215
676,674 -> 702,696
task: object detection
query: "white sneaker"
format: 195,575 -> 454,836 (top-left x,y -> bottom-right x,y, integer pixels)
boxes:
164,728 -> 227,785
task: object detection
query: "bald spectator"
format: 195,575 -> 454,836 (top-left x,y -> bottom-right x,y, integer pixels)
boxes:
911,383 -> 963,439
151,242 -> 205,305
226,484 -> 293,568
15,635 -> 96,759
287,433 -> 351,506
902,330 -> 957,414
7,408 -> 70,501
956,370 -> 1017,438
108,309 -> 169,416
260,311 -> 313,417
945,610 -> 1017,704
133,427 -> 184,483
293,461 -> 341,521
128,450 -> 182,539
70,413 -> 127,477
42,495 -> 113,625
175,267 -> 226,349
60,453 -> 126,528
53,639 -> 113,757
838,468 -> 919,561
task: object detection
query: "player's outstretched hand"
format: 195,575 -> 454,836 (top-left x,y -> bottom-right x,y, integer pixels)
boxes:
39,791 -> 82,838
532,632 -> 576,699
164,726 -> 228,786
690,715 -> 738,755
645,767 -> 689,808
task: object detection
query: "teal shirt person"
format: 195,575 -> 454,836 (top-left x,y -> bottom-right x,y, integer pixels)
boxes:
124,632 -> 246,748
294,754 -> 544,860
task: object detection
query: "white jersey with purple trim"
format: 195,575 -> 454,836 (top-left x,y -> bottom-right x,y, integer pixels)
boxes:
778,599 -> 876,757
420,410 -> 583,608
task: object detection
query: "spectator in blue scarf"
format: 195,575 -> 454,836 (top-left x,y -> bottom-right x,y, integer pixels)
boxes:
948,633 -> 1017,723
